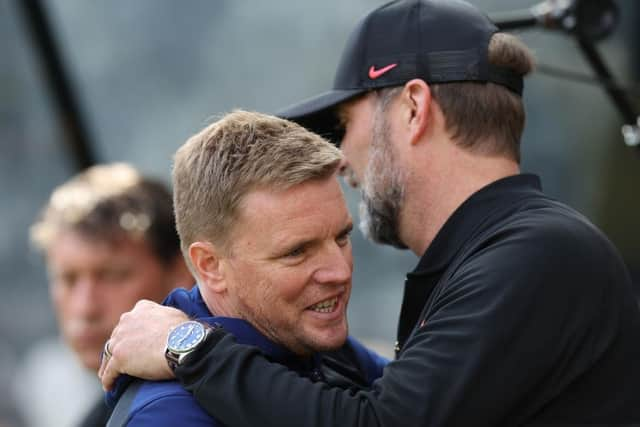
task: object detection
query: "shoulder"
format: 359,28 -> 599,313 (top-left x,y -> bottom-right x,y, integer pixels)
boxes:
433,197 -> 630,327
124,380 -> 217,426
462,197 -> 625,287
495,196 -> 609,251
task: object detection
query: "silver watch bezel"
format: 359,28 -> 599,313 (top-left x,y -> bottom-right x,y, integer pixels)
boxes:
165,320 -> 212,370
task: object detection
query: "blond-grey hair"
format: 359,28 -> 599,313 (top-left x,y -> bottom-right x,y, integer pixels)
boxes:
173,110 -> 343,264
31,163 -> 180,262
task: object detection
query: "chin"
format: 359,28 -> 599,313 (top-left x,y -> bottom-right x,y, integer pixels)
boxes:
68,339 -> 102,372
309,327 -> 349,352
78,350 -> 101,372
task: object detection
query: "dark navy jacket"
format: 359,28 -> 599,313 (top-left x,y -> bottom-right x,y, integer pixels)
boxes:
106,286 -> 387,426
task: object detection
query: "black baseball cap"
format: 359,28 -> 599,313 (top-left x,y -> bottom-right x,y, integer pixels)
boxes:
277,0 -> 523,144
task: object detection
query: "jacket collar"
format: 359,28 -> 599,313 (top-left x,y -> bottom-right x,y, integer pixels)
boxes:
410,173 -> 542,277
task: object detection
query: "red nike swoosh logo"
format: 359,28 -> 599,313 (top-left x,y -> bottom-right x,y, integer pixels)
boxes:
368,63 -> 398,79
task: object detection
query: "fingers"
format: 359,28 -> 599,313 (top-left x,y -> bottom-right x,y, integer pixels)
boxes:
98,334 -> 119,390
99,351 -> 119,391
99,331 -> 124,391
98,351 -> 106,380
103,339 -> 113,359
98,318 -> 120,380
98,339 -> 112,386
97,300 -> 188,389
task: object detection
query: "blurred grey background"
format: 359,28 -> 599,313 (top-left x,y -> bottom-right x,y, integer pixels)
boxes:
1,0 -> 639,425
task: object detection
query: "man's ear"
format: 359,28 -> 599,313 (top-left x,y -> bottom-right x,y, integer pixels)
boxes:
188,241 -> 226,293
401,79 -> 432,146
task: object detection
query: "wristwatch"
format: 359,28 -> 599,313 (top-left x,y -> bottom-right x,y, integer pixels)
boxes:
165,320 -> 215,371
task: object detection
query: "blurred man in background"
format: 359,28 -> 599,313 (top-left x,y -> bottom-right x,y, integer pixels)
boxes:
14,163 -> 192,427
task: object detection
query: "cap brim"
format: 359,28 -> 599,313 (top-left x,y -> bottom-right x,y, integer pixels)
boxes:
276,88 -> 365,145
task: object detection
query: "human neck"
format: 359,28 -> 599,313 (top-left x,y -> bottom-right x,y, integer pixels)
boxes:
400,142 -> 520,257
198,286 -> 235,318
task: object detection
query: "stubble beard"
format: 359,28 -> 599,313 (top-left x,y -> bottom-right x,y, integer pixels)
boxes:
358,109 -> 408,250
233,280 -> 344,356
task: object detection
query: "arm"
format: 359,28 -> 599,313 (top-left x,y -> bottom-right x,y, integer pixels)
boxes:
318,336 -> 389,391
175,232 -> 601,427
344,336 -> 388,383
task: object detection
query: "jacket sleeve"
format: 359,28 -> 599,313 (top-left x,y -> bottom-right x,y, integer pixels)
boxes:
344,336 -> 388,384
175,225 -> 605,427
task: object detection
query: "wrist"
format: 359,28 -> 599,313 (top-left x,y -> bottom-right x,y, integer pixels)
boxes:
173,326 -> 228,385
164,320 -> 223,372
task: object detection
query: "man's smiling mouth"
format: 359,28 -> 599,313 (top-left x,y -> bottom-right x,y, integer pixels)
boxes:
309,296 -> 338,313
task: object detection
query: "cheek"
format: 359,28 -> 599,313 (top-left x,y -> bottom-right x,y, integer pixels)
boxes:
101,291 -> 136,318
49,286 -> 66,314
123,265 -> 171,302
251,279 -> 305,325
272,272 -> 312,309
50,285 -> 84,326
342,130 -> 363,159
105,285 -> 157,322
348,141 -> 371,177
232,263 -> 311,327
252,280 -> 288,312
344,245 -> 354,271
232,272 -> 271,315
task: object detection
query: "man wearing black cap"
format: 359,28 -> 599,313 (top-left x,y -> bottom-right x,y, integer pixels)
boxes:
99,0 -> 640,425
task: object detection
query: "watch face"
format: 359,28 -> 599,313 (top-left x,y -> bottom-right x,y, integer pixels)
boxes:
167,321 -> 206,353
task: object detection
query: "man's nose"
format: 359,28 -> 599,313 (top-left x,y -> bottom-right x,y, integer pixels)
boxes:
338,158 -> 349,176
314,243 -> 353,285
70,278 -> 102,316
337,158 -> 359,188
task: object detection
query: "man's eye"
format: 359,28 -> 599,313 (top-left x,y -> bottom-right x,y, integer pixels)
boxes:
284,246 -> 305,258
100,267 -> 133,283
336,227 -> 353,246
54,273 -> 76,289
337,108 -> 349,127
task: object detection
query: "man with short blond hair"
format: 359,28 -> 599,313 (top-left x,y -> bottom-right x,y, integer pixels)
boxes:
103,111 -> 385,426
